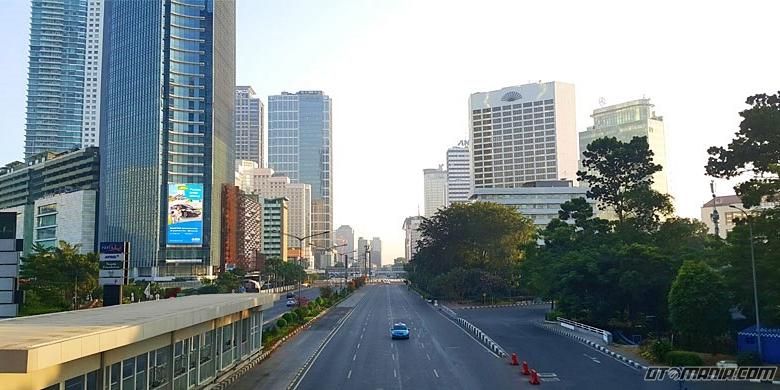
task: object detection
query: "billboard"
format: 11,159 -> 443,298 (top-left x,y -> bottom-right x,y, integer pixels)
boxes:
167,183 -> 204,245
99,241 -> 129,286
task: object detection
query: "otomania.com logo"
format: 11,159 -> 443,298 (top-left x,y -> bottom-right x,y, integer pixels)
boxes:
645,366 -> 777,382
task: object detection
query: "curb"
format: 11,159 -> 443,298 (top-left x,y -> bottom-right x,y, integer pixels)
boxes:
457,301 -> 551,310
440,304 -> 507,358
534,321 -> 647,371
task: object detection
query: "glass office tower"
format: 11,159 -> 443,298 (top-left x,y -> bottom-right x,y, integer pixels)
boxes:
268,91 -> 333,268
99,0 -> 235,277
24,0 -> 96,158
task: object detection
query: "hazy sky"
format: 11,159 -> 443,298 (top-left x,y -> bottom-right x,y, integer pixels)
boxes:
1,1 -> 779,262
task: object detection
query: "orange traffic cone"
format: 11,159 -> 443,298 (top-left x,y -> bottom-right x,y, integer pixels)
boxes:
521,361 -> 530,375
529,369 -> 541,385
511,353 -> 519,366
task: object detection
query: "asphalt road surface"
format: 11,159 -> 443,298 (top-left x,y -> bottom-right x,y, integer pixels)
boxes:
294,284 -> 523,390
456,306 -> 776,390
262,287 -> 321,327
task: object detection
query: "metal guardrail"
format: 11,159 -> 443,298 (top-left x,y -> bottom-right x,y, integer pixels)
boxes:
557,317 -> 612,344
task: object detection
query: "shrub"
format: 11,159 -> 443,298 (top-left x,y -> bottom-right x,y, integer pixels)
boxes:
544,310 -> 563,322
289,311 -> 299,322
665,351 -> 703,366
294,307 -> 307,319
736,351 -> 761,366
282,312 -> 293,323
276,318 -> 288,328
319,286 -> 334,299
640,339 -> 672,363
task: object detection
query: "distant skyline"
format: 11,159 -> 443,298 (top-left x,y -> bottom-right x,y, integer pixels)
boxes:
2,1 -> 779,260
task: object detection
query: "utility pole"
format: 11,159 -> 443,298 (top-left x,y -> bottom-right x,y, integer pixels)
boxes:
364,244 -> 371,282
730,205 -> 762,361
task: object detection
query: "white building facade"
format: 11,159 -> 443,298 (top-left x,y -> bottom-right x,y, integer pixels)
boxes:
423,166 -> 447,217
470,180 -> 591,228
446,141 -> 471,204
402,216 -> 423,261
469,81 -> 578,189
580,98 -> 669,195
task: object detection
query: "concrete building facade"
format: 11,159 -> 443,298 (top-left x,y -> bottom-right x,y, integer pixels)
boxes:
469,81 -> 577,189
470,180 -> 592,227
370,237 -> 382,268
234,86 -> 264,167
701,195 -> 776,239
423,166 -> 447,217
334,225 -> 355,259
261,197 -> 288,261
446,140 -> 471,204
402,215 -> 423,261
579,98 -> 669,195
236,165 -> 311,263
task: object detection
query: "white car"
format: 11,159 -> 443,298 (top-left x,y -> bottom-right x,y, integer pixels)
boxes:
286,298 -> 297,307
716,360 -> 738,368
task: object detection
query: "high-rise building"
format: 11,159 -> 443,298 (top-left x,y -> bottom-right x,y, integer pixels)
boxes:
357,236 -> 369,273
222,186 -> 262,272
402,216 -> 423,261
370,237 -> 382,268
334,225 -> 355,259
268,91 -> 332,268
423,166 -> 447,217
98,0 -> 236,278
24,0 -> 104,157
469,81 -> 577,189
261,197 -> 288,261
235,86 -> 264,167
446,140 -> 470,204
579,98 -> 669,195
235,164 -> 312,265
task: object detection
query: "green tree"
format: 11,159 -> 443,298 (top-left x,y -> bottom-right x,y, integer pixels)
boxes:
409,202 -> 535,299
706,92 -> 780,207
668,261 -> 730,352
718,207 -> 780,326
577,136 -> 673,226
19,241 -> 99,313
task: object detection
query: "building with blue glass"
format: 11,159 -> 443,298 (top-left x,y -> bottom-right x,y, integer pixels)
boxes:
99,0 -> 235,278
267,91 -> 333,268
24,0 -> 104,158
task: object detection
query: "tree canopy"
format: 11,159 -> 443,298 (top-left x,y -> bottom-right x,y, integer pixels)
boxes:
706,92 -> 780,207
577,136 -> 673,227
19,241 -> 99,314
408,202 -> 535,300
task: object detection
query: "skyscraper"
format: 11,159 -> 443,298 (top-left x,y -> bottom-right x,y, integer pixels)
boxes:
402,216 -> 423,261
334,225 -> 355,260
469,81 -> 577,189
357,236 -> 369,273
423,166 -> 446,217
235,86 -> 264,166
446,140 -> 470,204
268,91 -> 333,268
99,0 -> 236,277
579,98 -> 669,195
370,237 -> 382,268
24,0 -> 104,157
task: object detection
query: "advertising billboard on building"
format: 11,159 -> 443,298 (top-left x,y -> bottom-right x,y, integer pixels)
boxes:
167,183 -> 204,245
99,241 -> 128,286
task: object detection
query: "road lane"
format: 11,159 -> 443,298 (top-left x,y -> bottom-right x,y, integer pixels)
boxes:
295,284 -> 520,390
457,307 -> 776,390
262,287 -> 321,327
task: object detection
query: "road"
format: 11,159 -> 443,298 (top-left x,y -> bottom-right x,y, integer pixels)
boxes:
262,287 -> 321,327
294,284 -> 521,390
457,306 -> 776,390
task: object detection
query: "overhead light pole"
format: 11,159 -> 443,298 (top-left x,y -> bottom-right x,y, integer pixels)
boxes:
729,205 -> 762,360
278,230 -> 330,307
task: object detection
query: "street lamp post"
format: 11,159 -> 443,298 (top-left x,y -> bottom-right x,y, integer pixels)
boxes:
729,205 -> 762,360
278,230 -> 330,307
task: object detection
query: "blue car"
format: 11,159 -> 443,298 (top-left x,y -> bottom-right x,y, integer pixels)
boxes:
391,323 -> 410,339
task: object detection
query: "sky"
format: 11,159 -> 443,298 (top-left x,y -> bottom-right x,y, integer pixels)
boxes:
1,1 -> 779,263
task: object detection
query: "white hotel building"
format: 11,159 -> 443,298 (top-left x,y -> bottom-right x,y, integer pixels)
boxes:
469,81 -> 578,189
